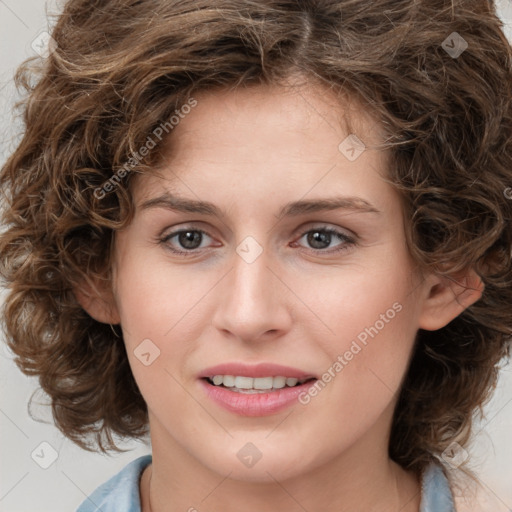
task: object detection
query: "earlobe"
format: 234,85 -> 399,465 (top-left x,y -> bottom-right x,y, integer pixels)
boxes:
73,277 -> 121,325
418,269 -> 484,331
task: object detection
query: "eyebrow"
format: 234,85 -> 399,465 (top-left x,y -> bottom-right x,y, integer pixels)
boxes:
140,193 -> 381,218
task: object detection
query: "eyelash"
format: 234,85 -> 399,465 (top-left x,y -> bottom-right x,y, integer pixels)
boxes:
158,226 -> 356,257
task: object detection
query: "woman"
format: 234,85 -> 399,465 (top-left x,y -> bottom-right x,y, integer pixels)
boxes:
1,1 -> 511,510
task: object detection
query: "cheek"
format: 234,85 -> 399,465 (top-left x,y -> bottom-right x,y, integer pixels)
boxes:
302,259 -> 419,405
113,249 -> 216,398
113,248 -> 208,344
288,286 -> 417,460
305,260 -> 416,350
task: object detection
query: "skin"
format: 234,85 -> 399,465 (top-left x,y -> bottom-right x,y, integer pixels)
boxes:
78,78 -> 484,512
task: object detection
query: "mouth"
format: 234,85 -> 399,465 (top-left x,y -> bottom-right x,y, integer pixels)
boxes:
198,363 -> 319,416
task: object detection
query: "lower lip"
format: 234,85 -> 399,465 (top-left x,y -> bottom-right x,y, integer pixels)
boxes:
199,378 -> 317,416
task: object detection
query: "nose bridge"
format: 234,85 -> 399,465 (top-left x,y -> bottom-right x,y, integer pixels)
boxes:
232,244 -> 271,306
211,238 -> 291,340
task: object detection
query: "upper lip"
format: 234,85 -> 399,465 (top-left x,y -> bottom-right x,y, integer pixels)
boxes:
198,362 -> 317,380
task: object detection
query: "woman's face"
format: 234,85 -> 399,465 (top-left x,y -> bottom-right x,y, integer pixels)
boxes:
111,82 -> 428,481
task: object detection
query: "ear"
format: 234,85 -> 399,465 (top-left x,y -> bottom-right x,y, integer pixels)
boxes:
418,268 -> 484,331
73,275 -> 121,325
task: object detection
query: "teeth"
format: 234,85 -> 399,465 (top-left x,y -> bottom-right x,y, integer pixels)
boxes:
254,377 -> 273,389
223,375 -> 235,387
273,376 -> 286,389
234,376 -> 253,389
212,375 -> 224,386
208,375 -> 307,391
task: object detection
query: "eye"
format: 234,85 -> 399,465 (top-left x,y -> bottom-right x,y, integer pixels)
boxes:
293,226 -> 355,254
158,225 -> 356,257
160,228 -> 214,255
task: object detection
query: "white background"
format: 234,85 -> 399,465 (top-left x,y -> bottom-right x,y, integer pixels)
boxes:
1,1 -> 511,511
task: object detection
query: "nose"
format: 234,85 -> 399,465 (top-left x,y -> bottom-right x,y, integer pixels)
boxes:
211,244 -> 293,343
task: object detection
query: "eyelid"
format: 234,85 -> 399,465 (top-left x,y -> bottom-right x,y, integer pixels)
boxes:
295,222 -> 355,240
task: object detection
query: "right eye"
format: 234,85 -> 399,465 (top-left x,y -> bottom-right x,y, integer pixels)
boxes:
160,228 -> 216,256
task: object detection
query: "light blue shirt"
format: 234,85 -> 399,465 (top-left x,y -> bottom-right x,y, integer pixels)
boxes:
76,455 -> 456,512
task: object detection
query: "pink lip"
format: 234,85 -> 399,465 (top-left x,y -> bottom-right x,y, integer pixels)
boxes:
198,362 -> 316,379
197,362 -> 318,416
199,378 -> 317,416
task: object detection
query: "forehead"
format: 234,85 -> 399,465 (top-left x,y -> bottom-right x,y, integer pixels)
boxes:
167,81 -> 383,156
132,81 -> 393,213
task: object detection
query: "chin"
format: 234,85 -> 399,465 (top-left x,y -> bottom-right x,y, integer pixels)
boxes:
198,443 -> 318,484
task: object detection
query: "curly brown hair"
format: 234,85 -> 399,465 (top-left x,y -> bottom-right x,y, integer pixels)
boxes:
0,0 -> 511,475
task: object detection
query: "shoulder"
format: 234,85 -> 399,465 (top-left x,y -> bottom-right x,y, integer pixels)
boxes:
420,462 -> 511,512
76,455 -> 152,512
420,462 -> 456,512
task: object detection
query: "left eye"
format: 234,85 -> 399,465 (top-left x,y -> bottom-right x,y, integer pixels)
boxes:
295,227 -> 354,253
